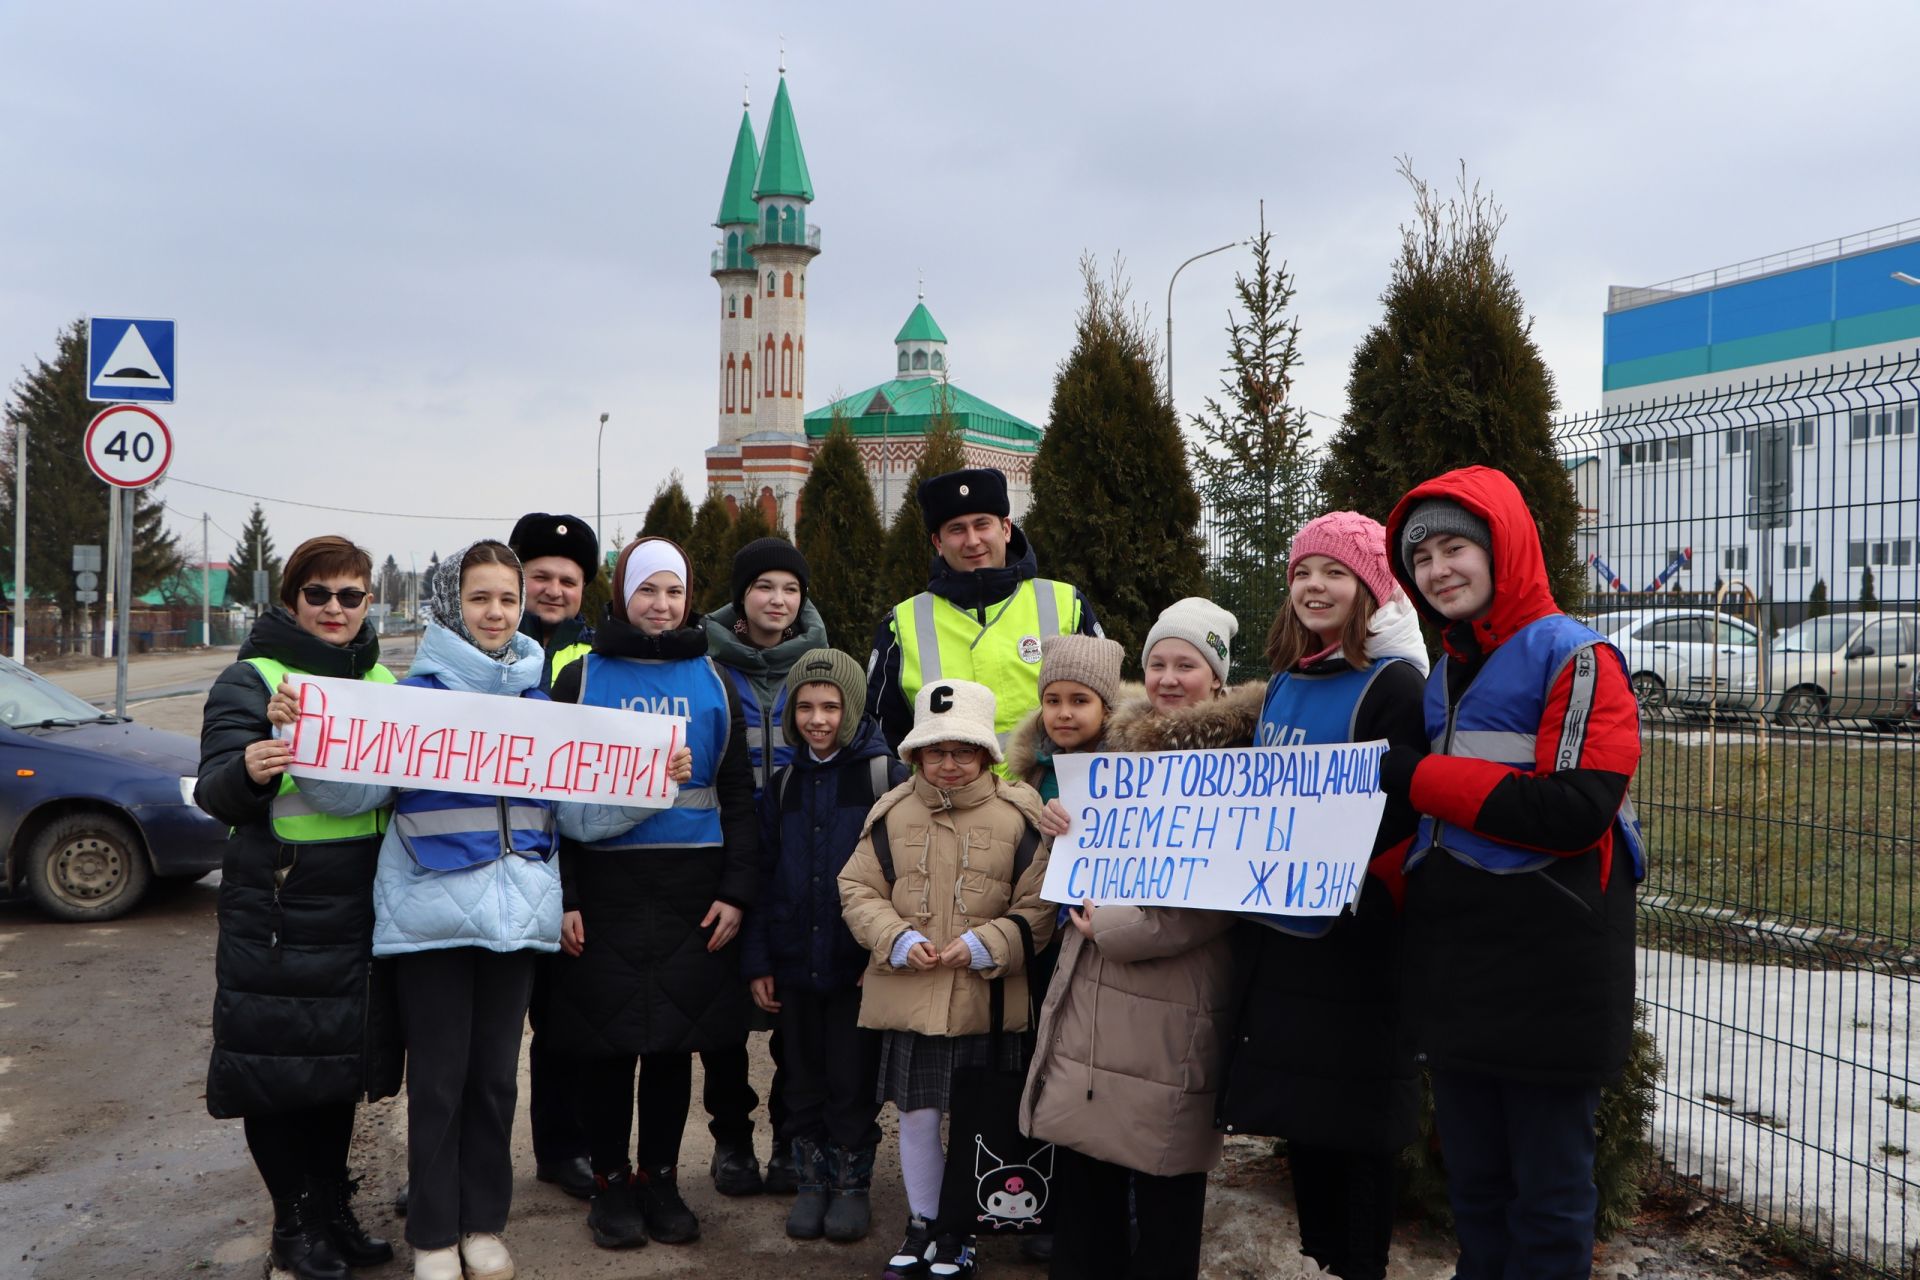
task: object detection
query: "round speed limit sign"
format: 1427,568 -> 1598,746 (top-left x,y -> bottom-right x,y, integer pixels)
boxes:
84,404 -> 174,488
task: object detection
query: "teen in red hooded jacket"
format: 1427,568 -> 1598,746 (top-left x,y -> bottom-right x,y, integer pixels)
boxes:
1378,466 -> 1644,1280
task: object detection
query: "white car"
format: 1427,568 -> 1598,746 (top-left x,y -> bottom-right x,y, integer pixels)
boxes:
1593,609 -> 1762,712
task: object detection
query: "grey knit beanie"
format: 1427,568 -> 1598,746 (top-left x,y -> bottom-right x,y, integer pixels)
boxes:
783,648 -> 868,750
1399,499 -> 1492,576
1141,597 -> 1238,685
1039,634 -> 1124,708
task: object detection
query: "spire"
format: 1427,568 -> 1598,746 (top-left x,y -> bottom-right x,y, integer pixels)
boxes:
753,77 -> 814,202
714,106 -> 761,228
895,301 -> 947,344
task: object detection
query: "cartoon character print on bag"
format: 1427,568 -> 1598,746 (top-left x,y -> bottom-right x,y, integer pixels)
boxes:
972,1136 -> 1054,1231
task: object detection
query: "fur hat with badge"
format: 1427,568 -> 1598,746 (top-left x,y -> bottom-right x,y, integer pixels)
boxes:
782,648 -> 867,750
1142,597 -> 1239,685
507,512 -> 599,582
918,467 -> 1009,533
897,678 -> 1003,764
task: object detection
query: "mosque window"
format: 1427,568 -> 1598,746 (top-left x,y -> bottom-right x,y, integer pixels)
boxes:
913,350 -> 929,371
728,294 -> 737,318
744,294 -> 753,319
764,336 -> 776,394
766,271 -> 776,297
932,351 -> 945,371
725,355 -> 736,412
780,205 -> 797,244
781,334 -> 795,396
899,350 -> 910,373
740,357 -> 752,413
764,206 -> 779,244
783,271 -> 794,298
726,230 -> 740,268
798,274 -> 805,298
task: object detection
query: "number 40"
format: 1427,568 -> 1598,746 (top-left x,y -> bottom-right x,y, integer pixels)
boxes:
103,430 -> 156,463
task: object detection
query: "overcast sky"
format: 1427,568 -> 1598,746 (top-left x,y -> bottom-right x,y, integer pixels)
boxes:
4,1 -> 1917,570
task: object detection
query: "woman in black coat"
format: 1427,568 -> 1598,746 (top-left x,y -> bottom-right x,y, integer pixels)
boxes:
196,536 -> 402,1280
544,536 -> 759,1250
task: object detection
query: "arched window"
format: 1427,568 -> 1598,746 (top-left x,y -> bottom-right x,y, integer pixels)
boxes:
797,337 -> 804,398
758,487 -> 778,524
725,354 -> 737,412
781,334 -> 794,396
764,336 -> 776,395
780,205 -> 797,244
783,271 -> 793,298
798,274 -> 805,298
743,293 -> 753,319
724,493 -> 740,519
764,206 -> 779,244
766,271 -> 776,297
725,230 -> 739,268
740,356 -> 752,413
898,350 -> 910,373
727,294 -> 737,318
932,351 -> 945,371
913,350 -> 929,371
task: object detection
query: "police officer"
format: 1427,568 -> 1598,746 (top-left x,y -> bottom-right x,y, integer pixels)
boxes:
509,511 -> 602,1200
866,466 -> 1101,760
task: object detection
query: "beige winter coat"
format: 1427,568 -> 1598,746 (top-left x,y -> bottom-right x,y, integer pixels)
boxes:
839,770 -> 1056,1037
1017,683 -> 1263,1177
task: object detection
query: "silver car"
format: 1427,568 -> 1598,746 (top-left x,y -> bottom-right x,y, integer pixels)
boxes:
1767,612 -> 1920,727
1595,609 -> 1762,712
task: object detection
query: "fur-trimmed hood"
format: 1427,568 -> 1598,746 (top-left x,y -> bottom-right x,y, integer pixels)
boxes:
1103,681 -> 1267,754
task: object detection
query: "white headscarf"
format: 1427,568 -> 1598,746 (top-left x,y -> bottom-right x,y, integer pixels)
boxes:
621,540 -> 690,612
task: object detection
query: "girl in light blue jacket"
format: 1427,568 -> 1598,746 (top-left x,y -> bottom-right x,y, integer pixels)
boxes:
289,540 -> 686,1280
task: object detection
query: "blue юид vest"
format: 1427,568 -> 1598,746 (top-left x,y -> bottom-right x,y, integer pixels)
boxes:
577,653 -> 730,849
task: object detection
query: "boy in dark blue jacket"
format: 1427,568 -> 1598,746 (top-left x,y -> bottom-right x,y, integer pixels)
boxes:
742,648 -> 908,1246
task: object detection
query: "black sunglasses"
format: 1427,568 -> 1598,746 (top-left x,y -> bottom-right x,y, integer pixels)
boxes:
301,585 -> 371,609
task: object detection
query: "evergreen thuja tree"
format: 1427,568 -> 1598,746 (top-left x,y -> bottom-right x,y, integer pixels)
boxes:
1859,566 -> 1878,612
1025,253 -> 1205,672
1806,577 -> 1829,620
228,504 -> 283,608
686,491 -> 735,617
880,416 -> 967,607
1189,218 -> 1320,679
641,472 -> 696,545
1322,160 -> 1584,609
797,418 -> 886,649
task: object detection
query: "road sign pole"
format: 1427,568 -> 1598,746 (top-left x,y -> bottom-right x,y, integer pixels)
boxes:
11,420 -> 24,661
115,489 -> 133,717
104,487 -> 118,659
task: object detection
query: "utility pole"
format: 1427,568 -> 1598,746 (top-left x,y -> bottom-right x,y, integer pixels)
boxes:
10,420 -> 24,661
201,512 -> 211,647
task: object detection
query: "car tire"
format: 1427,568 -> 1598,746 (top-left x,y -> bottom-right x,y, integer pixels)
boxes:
1774,688 -> 1828,730
22,811 -> 153,923
1630,672 -> 1667,712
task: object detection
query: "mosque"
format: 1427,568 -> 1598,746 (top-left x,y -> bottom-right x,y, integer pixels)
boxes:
702,72 -> 1042,529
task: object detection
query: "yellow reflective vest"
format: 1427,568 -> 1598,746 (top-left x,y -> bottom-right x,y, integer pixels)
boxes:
548,642 -> 590,690
893,578 -> 1081,765
243,656 -> 397,842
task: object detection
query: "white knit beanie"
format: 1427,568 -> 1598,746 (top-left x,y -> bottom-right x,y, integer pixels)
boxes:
897,678 -> 1003,764
1141,597 -> 1238,685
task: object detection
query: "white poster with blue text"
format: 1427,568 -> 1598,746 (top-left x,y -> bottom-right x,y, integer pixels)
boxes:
1040,743 -> 1389,916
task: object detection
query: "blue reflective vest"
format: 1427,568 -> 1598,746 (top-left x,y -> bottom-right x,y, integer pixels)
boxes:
720,663 -> 792,801
1407,614 -> 1647,877
388,675 -> 558,871
576,653 -> 730,849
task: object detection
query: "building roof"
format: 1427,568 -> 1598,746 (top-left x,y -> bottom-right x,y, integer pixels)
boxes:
714,108 -> 761,227
138,563 -> 232,608
753,78 -> 814,202
805,379 -> 1042,452
894,302 -> 947,344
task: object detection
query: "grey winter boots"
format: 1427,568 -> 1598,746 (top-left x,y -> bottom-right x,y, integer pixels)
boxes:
785,1138 -> 830,1239
824,1144 -> 876,1242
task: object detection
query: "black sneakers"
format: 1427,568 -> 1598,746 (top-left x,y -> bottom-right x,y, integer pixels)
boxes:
882,1213 -> 936,1279
926,1233 -> 977,1280
710,1141 -> 766,1196
585,1169 -> 648,1250
636,1165 -> 701,1244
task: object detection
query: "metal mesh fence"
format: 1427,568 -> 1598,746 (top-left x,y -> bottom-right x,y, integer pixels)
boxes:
1559,352 -> 1918,1277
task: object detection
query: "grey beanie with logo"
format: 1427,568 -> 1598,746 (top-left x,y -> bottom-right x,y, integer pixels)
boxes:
1398,498 -> 1493,576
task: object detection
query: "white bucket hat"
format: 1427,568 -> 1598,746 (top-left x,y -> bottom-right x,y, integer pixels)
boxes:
897,678 -> 1003,763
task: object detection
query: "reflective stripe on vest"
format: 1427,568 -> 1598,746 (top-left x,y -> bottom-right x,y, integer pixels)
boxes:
721,663 -> 792,800
577,653 -> 730,849
244,656 -> 396,843
548,642 -> 590,690
391,791 -> 558,871
894,579 -> 1078,770
1407,615 -> 1647,877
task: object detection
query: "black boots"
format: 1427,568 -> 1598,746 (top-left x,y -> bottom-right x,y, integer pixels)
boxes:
586,1168 -> 649,1249
764,1142 -> 802,1194
268,1187 -> 348,1280
710,1140 -> 765,1196
635,1164 -> 700,1243
537,1154 -> 597,1200
785,1138 -> 830,1240
825,1144 -> 876,1242
318,1174 -> 392,1267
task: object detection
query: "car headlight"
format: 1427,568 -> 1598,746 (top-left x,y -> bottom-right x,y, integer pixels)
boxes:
179,776 -> 198,805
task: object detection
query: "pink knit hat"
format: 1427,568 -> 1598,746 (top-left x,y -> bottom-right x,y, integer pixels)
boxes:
1287,512 -> 1397,605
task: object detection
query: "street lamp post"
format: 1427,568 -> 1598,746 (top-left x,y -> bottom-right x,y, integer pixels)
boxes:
1165,241 -> 1246,408
595,411 -> 610,568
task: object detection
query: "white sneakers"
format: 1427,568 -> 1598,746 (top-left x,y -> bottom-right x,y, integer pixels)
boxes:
411,1235 -> 512,1280
460,1233 -> 515,1280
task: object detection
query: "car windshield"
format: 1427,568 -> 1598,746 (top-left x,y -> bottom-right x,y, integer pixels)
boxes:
1774,617 -> 1855,655
0,657 -> 117,727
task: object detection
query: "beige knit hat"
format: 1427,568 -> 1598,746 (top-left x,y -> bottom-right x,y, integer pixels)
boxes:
1039,634 -> 1125,707
1141,597 -> 1238,684
782,648 -> 867,750
897,678 -> 1003,763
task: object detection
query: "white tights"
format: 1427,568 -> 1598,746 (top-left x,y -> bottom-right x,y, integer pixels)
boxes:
896,1107 -> 945,1220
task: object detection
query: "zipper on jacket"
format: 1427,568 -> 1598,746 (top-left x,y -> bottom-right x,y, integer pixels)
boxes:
497,796 -> 512,860
268,848 -> 298,962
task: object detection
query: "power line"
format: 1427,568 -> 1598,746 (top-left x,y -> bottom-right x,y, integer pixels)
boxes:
166,475 -> 656,524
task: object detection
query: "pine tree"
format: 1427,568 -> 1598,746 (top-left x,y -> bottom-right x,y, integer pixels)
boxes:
1026,254 -> 1206,673
1189,217 -> 1320,679
1807,577 -> 1829,620
227,504 -> 283,608
687,491 -> 734,616
0,318 -> 185,625
1322,160 -> 1583,609
1859,566 -> 1878,612
880,415 -> 968,607
640,472 -> 696,545
798,419 -> 887,649
377,555 -> 404,606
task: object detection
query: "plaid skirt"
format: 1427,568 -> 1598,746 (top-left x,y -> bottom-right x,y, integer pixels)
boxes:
877,1028 -> 1032,1113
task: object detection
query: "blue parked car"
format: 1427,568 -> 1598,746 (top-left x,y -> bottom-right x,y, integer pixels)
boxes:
0,654 -> 225,921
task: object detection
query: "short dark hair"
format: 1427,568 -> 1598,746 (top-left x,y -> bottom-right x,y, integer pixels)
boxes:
280,536 -> 373,607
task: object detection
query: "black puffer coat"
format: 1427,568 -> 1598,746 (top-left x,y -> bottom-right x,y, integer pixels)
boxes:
196,609 -> 403,1119
545,610 -> 759,1057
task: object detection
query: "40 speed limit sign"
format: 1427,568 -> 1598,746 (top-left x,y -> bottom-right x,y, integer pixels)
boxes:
84,404 -> 174,488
